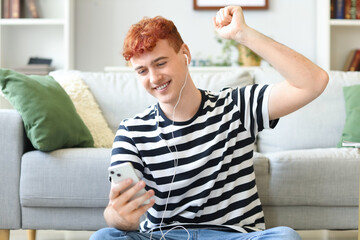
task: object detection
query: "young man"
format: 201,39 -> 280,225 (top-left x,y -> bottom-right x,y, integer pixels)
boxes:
91,6 -> 328,240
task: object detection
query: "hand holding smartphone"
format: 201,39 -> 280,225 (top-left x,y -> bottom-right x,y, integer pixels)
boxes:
108,162 -> 151,205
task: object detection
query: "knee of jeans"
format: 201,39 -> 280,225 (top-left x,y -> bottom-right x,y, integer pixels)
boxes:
90,227 -> 124,240
90,228 -> 109,240
276,226 -> 302,240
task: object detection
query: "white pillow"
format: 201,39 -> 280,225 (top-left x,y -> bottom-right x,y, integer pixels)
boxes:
256,69 -> 360,152
50,71 -> 114,148
190,68 -> 253,92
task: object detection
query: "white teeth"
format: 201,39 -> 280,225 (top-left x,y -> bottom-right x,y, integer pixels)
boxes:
156,82 -> 169,90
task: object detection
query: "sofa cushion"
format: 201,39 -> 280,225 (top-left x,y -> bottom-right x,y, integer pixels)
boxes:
74,68 -> 253,133
0,69 -> 94,151
337,84 -> 360,147
20,148 -> 110,208
20,148 -> 268,210
21,207 -> 107,230
260,148 -> 360,206
190,68 -> 253,92
255,68 -> 360,152
263,206 -> 358,230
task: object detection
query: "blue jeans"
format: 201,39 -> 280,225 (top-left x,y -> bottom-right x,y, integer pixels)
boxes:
90,226 -> 302,240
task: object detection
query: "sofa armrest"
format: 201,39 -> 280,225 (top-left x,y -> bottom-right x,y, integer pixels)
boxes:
0,109 -> 26,229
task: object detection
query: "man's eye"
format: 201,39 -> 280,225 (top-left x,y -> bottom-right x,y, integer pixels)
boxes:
157,62 -> 166,67
138,69 -> 147,75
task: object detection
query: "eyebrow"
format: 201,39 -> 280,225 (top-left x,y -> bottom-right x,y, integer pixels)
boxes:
134,56 -> 169,71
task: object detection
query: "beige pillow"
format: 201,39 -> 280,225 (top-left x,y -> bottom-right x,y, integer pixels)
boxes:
0,90 -> 13,109
50,71 -> 114,148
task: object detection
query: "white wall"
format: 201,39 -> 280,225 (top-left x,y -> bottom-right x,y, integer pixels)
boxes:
75,0 -> 316,71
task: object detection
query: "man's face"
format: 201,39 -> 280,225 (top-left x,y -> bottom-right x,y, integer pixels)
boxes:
130,39 -> 189,107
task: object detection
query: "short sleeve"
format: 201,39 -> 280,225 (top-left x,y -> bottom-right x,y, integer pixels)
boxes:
237,84 -> 279,137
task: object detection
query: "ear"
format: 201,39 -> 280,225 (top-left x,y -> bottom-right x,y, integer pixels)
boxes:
181,43 -> 191,65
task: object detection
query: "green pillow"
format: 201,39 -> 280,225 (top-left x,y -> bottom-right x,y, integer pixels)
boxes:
0,69 -> 94,151
337,84 -> 360,148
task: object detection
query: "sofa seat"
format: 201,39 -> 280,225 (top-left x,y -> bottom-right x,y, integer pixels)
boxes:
258,148 -> 360,230
259,148 -> 360,206
19,148 -> 110,230
20,148 -> 110,208
263,206 -> 358,230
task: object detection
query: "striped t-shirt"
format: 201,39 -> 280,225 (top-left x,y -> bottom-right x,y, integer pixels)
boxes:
111,84 -> 278,233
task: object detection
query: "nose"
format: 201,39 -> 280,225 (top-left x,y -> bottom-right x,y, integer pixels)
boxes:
149,69 -> 162,84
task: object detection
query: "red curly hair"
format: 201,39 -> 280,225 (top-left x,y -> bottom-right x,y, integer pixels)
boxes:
123,16 -> 184,61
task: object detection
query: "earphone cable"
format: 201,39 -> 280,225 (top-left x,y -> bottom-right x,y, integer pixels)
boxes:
151,67 -> 190,240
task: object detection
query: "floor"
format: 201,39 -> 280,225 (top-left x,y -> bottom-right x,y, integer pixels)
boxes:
7,229 -> 359,240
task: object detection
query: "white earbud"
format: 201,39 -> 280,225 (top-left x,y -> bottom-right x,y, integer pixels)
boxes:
184,54 -> 189,65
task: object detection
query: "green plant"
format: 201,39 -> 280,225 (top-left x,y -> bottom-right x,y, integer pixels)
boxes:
215,37 -> 238,66
215,34 -> 261,66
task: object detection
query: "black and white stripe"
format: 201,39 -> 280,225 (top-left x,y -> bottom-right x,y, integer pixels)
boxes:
111,84 -> 277,233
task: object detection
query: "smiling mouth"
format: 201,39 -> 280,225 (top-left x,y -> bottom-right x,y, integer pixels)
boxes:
155,81 -> 170,91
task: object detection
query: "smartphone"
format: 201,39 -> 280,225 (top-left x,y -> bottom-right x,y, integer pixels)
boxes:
108,162 -> 150,205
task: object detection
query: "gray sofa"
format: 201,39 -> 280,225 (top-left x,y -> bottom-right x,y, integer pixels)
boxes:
0,67 -> 359,237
